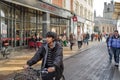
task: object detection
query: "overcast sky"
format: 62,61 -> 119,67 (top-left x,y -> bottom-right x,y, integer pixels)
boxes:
93,0 -> 111,17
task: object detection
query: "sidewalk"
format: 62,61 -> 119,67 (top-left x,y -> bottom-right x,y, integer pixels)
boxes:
0,41 -> 99,76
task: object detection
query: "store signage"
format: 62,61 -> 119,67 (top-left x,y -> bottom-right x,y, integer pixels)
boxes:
72,16 -> 78,22
4,0 -> 71,18
39,2 -> 57,12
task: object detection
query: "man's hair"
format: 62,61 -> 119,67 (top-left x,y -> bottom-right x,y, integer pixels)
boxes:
46,31 -> 57,40
114,30 -> 118,33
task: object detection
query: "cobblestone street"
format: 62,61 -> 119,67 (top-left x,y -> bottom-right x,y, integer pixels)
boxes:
0,42 -> 120,80
63,43 -> 120,80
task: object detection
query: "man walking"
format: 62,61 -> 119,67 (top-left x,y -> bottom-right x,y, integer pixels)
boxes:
108,30 -> 120,67
106,33 -> 113,63
77,33 -> 83,49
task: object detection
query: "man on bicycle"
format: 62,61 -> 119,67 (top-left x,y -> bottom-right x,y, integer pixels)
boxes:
24,31 -> 64,80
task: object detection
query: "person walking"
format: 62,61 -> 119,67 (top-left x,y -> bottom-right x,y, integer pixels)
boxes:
77,33 -> 83,49
85,33 -> 90,45
24,31 -> 64,80
106,33 -> 113,63
69,33 -> 74,50
91,33 -> 94,42
108,30 -> 120,67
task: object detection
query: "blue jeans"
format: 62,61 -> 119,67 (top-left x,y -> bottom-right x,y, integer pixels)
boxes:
107,47 -> 112,61
111,48 -> 120,64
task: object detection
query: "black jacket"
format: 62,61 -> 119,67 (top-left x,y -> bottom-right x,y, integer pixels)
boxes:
27,42 -> 64,72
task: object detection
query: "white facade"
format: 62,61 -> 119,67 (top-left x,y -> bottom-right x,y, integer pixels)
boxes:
117,16 -> 120,34
43,0 -> 52,4
72,0 -> 94,36
94,17 -> 117,34
64,0 -> 71,11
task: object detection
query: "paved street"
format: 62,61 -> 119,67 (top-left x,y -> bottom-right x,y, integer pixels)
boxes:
0,41 -> 95,80
1,41 -> 120,80
63,42 -> 120,80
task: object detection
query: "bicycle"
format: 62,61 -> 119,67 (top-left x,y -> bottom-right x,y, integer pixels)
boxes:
0,43 -> 12,59
11,67 -> 65,80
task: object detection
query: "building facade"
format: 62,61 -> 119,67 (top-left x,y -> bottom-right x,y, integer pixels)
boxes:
94,1 -> 117,34
112,1 -> 120,34
94,17 -> 116,34
71,0 -> 94,37
103,1 -> 114,19
0,0 -> 71,48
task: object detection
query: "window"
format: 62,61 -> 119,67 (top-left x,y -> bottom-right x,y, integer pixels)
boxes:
84,8 -> 87,18
80,5 -> 83,17
107,8 -> 110,12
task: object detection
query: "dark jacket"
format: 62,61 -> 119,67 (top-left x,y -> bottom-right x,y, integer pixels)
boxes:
27,42 -> 64,72
106,36 -> 110,47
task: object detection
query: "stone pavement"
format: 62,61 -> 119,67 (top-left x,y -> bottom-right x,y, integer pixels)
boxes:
0,41 -> 99,79
63,42 -> 120,80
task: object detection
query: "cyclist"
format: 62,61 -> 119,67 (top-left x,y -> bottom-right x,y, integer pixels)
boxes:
24,31 -> 64,80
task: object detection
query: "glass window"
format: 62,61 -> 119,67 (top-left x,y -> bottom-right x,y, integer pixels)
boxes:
15,9 -> 21,21
0,4 -> 9,18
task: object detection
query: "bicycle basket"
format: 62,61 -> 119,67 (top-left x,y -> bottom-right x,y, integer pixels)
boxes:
13,69 -> 39,80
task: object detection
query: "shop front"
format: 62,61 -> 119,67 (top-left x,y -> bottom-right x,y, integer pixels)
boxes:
0,1 -> 43,48
0,0 -> 71,49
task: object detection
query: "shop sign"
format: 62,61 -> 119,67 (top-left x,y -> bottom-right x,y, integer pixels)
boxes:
39,3 -> 57,12
72,16 -> 77,22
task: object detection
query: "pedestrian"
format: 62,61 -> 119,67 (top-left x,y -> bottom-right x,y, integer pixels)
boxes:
98,34 -> 101,42
106,33 -> 113,63
108,30 -> 120,67
62,35 -> 67,47
77,33 -> 83,49
24,31 -> 64,80
28,35 -> 36,49
91,33 -> 94,42
35,34 -> 42,48
84,32 -> 89,45
69,33 -> 74,50
57,35 -> 63,47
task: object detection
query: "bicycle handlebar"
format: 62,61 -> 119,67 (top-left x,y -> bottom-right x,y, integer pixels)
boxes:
26,67 -> 48,74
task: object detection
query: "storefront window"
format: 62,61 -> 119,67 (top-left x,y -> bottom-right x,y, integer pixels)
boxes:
15,9 -> 21,21
1,10 -> 5,17
1,18 -> 8,38
0,1 -> 44,48
0,3 -> 10,47
15,22 -> 20,46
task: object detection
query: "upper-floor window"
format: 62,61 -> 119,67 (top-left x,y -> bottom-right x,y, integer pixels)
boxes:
80,5 -> 83,17
84,8 -> 87,18
107,8 -> 109,12
42,0 -> 52,3
74,2 -> 78,14
63,0 -> 66,8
